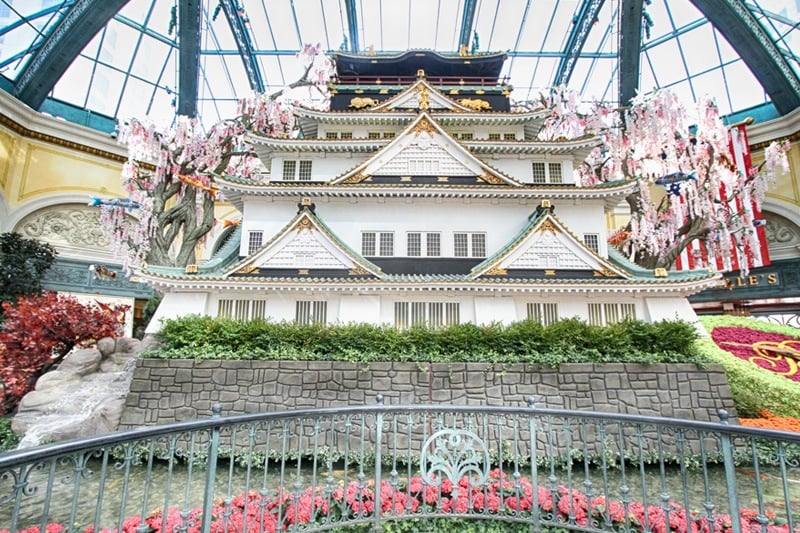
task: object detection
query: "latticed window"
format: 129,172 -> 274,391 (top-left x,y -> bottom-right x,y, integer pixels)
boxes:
549,162 -> 563,184
454,233 -> 468,257
282,160 -> 297,180
583,233 -> 600,253
282,160 -> 313,180
362,232 -> 393,256
407,232 -> 440,257
427,233 -> 441,256
472,233 -> 486,257
488,133 -> 501,141
532,162 -> 547,183
407,232 -> 421,256
362,232 -> 376,256
394,301 -> 459,328
296,300 -> 327,325
532,162 -> 564,184
383,131 -> 395,139
408,159 -> 440,174
588,303 -> 636,326
325,131 -> 338,139
503,133 -> 516,141
368,131 -> 382,139
340,131 -> 353,139
379,232 -> 394,256
527,303 -> 559,326
454,232 -> 485,257
298,160 -> 313,180
248,231 -> 263,254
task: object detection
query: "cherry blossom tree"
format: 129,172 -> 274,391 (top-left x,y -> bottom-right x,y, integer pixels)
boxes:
529,87 -> 790,273
103,44 -> 333,270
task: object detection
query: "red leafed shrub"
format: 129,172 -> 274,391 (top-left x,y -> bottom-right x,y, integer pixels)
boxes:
0,291 -> 128,415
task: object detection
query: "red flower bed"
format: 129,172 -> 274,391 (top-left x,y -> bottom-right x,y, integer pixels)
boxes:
710,327 -> 800,383
2,468 -> 794,533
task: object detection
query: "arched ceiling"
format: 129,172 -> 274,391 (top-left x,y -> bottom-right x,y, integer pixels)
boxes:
0,0 -> 797,132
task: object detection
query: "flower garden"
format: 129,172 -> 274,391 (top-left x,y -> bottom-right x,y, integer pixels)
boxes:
698,315 -> 800,430
2,469 -> 794,533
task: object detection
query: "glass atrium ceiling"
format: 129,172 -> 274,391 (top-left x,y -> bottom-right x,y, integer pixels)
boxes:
0,0 -> 798,133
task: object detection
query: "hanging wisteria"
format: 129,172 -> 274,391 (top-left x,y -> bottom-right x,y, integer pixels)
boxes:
527,87 -> 790,274
100,44 -> 333,272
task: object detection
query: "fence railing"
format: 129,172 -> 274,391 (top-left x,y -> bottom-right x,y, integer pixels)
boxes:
1,397 -> 799,533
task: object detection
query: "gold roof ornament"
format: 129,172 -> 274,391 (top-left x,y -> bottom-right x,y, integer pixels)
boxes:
185,264 -> 198,274
654,268 -> 669,278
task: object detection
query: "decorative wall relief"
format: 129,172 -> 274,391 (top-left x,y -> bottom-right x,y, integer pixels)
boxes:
16,205 -> 113,257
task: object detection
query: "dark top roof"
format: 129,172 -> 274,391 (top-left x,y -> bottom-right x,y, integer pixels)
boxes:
332,50 -> 507,81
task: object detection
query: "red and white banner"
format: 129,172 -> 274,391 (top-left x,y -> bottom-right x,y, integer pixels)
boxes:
673,123 -> 770,273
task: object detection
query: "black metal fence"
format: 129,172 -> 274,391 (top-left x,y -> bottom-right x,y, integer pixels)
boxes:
1,397 -> 799,533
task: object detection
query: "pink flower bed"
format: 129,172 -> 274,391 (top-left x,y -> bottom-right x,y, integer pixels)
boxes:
3,469 -> 794,533
710,327 -> 800,383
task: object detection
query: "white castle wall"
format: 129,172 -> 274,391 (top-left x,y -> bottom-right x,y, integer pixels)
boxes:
239,197 -> 608,258
146,290 -> 694,334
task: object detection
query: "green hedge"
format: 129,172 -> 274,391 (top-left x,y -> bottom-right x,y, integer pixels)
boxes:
152,315 -> 703,366
697,315 -> 800,418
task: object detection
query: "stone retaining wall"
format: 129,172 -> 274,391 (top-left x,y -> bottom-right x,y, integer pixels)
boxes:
119,360 -> 737,429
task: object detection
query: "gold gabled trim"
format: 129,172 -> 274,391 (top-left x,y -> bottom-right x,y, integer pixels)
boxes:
236,264 -> 259,274
537,220 -> 559,235
478,174 -> 505,185
295,218 -> 314,232
485,266 -> 507,276
594,269 -> 617,277
411,117 -> 436,136
343,172 -> 370,184
349,266 -> 369,275
415,85 -> 430,110
544,270 -> 556,276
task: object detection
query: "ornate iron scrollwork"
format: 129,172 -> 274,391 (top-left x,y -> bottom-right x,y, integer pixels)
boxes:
420,428 -> 489,498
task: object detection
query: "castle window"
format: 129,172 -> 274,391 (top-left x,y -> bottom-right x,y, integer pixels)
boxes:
503,133 -> 516,141
368,131 -> 382,139
326,131 -> 338,139
408,159 -> 440,174
283,160 -> 296,180
454,232 -> 485,257
283,160 -> 313,181
588,303 -> 636,326
362,232 -> 394,256
407,232 -> 441,257
298,160 -> 313,180
532,162 -> 564,184
218,299 -> 267,321
527,303 -> 559,326
340,131 -> 353,139
296,300 -> 327,325
583,233 -> 600,253
488,133 -> 501,141
549,162 -> 563,183
394,301 -> 459,328
383,132 -> 395,139
248,231 -> 263,254
532,162 -> 546,183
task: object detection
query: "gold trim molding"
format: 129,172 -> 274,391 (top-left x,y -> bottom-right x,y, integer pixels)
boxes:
0,113 -> 128,164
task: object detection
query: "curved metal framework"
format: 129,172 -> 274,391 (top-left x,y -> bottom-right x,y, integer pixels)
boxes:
0,401 -> 798,532
1,0 -> 798,128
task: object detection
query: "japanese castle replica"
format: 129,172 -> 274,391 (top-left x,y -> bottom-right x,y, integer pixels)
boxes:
140,50 -> 720,333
